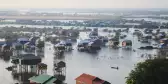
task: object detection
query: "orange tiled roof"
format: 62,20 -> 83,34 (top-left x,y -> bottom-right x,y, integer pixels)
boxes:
75,73 -> 97,83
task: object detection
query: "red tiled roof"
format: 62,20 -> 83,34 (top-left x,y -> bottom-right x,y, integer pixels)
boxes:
75,73 -> 97,83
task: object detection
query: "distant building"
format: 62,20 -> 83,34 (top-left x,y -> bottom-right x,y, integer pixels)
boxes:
17,37 -> 29,45
159,38 -> 168,48
75,73 -> 111,84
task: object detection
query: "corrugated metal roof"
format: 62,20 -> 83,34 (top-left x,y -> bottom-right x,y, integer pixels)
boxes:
75,73 -> 96,83
19,54 -> 41,60
25,42 -> 35,46
64,39 -> 72,44
45,77 -> 57,84
55,43 -> 65,47
13,42 -> 22,46
123,40 -> 132,43
29,75 -> 53,83
18,38 -> 29,41
29,37 -> 39,41
78,39 -> 91,44
0,41 -> 6,46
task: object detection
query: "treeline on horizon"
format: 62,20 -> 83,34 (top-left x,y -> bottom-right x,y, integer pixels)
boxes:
1,19 -> 168,29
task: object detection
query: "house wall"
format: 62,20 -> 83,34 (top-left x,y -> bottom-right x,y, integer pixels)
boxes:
29,81 -> 38,84
93,81 -> 103,84
76,80 -> 91,84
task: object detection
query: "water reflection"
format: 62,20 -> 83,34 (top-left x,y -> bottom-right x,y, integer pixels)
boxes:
55,74 -> 66,81
54,51 -> 65,60
12,72 -> 37,84
0,51 -> 12,62
3,55 -> 10,62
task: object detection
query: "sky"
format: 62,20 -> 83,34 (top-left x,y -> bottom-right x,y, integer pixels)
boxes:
0,0 -> 167,8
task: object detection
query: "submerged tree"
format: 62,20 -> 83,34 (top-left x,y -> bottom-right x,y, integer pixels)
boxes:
157,48 -> 168,58
126,58 -> 168,84
37,40 -> 44,52
114,31 -> 120,41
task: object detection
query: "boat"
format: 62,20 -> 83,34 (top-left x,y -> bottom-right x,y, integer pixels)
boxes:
111,66 -> 119,70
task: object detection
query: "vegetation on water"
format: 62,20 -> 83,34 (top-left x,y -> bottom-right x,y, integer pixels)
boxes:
126,58 -> 168,84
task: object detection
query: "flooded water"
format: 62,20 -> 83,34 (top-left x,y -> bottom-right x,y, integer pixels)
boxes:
43,30 -> 157,84
0,27 -> 159,84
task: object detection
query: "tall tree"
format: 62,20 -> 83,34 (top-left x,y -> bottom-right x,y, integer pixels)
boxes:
126,58 -> 168,84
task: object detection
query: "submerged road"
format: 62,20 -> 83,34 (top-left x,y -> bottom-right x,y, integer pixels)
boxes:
0,15 -> 119,20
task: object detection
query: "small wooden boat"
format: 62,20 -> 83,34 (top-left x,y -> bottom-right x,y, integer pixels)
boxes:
111,66 -> 119,70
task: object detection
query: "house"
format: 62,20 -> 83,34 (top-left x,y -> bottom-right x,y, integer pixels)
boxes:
29,74 -> 62,84
11,54 -> 41,65
108,38 -> 119,48
122,40 -> 132,48
75,73 -> 111,84
0,40 -> 6,49
17,38 -> 30,45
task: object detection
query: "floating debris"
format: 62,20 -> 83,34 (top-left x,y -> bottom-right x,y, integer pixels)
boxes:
139,46 -> 155,49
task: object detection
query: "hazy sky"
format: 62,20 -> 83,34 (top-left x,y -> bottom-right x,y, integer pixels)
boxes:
0,0 -> 167,8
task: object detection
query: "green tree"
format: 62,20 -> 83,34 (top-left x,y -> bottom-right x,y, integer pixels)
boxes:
114,31 -> 120,41
15,45 -> 22,50
126,58 -> 168,84
37,40 -> 44,52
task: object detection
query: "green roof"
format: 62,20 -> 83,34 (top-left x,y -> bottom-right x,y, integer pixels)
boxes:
45,77 -> 57,84
29,74 -> 55,84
